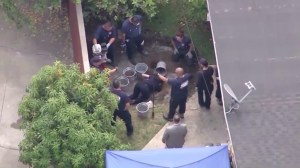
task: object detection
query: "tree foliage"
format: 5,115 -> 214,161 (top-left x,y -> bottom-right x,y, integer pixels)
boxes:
183,0 -> 208,22
0,0 -> 29,28
81,0 -> 168,22
14,0 -> 169,22
18,62 -> 128,168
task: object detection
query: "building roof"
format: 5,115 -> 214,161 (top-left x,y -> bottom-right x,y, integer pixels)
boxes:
207,0 -> 300,167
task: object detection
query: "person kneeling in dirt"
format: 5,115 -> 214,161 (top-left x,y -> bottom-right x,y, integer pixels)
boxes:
90,56 -> 117,75
129,73 -> 163,105
171,29 -> 197,66
93,20 -> 117,66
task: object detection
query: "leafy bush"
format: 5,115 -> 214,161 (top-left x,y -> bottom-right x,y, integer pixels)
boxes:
19,62 -> 128,168
183,0 -> 208,22
6,0 -> 169,23
82,0 -> 169,22
0,0 -> 29,28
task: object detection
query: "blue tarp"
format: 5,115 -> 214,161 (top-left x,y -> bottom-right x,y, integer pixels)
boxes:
106,145 -> 230,168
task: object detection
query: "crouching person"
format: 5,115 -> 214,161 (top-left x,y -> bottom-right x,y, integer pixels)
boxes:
129,73 -> 163,105
171,29 -> 197,66
111,80 -> 133,136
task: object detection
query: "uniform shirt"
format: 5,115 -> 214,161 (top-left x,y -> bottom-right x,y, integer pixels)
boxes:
197,66 -> 214,89
162,123 -> 187,148
111,89 -> 130,111
172,36 -> 191,52
121,15 -> 142,39
94,25 -> 117,43
168,73 -> 192,100
144,75 -> 163,92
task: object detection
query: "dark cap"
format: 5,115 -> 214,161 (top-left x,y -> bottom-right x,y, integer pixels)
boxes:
131,15 -> 142,24
112,79 -> 120,89
199,58 -> 208,67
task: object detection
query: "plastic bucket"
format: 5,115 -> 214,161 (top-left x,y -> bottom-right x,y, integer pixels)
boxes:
136,102 -> 149,118
123,67 -> 136,79
155,61 -> 167,76
135,63 -> 148,74
116,75 -> 129,87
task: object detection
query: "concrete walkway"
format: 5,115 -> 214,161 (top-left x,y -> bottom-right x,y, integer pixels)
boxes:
144,81 -> 229,149
0,11 -> 64,167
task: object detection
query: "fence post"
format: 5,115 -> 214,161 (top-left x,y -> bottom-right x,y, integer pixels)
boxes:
67,0 -> 90,73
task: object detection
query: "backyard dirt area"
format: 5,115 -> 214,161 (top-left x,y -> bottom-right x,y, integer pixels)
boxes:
84,31 -> 207,149
83,3 -> 215,148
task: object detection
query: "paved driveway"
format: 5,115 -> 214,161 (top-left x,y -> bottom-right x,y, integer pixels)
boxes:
0,11 -> 56,168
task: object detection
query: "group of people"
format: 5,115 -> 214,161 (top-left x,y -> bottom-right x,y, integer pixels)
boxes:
92,15 -> 147,66
110,61 -> 222,149
160,61 -> 223,148
91,15 -> 198,68
110,72 -> 164,137
91,15 -> 223,148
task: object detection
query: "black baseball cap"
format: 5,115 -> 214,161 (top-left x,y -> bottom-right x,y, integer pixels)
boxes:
131,15 -> 142,24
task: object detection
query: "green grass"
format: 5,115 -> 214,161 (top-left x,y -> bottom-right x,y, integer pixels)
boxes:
116,105 -> 167,150
144,1 -> 215,63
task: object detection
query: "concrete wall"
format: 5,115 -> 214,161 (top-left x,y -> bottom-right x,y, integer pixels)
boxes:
68,0 -> 90,73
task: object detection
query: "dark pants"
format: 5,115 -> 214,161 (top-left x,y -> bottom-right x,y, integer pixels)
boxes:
167,98 -> 187,119
197,84 -> 213,109
107,45 -> 115,65
173,50 -> 197,66
125,36 -> 144,60
215,79 -> 222,102
130,82 -> 151,105
113,109 -> 133,136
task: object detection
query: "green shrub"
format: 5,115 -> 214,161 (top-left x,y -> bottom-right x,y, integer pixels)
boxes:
19,62 -> 128,168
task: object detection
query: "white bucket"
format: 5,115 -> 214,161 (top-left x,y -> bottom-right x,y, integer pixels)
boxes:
136,102 -> 149,118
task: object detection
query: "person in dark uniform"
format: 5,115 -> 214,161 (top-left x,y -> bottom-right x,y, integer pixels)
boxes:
121,15 -> 148,64
171,29 -> 197,66
215,66 -> 223,106
111,80 -> 133,136
157,67 -> 192,121
197,59 -> 214,110
129,73 -> 163,105
93,20 -> 117,66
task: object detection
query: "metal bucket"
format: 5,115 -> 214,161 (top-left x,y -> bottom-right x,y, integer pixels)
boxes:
135,63 -> 148,74
123,67 -> 136,79
136,102 -> 149,118
115,75 -> 129,87
155,61 -> 167,76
